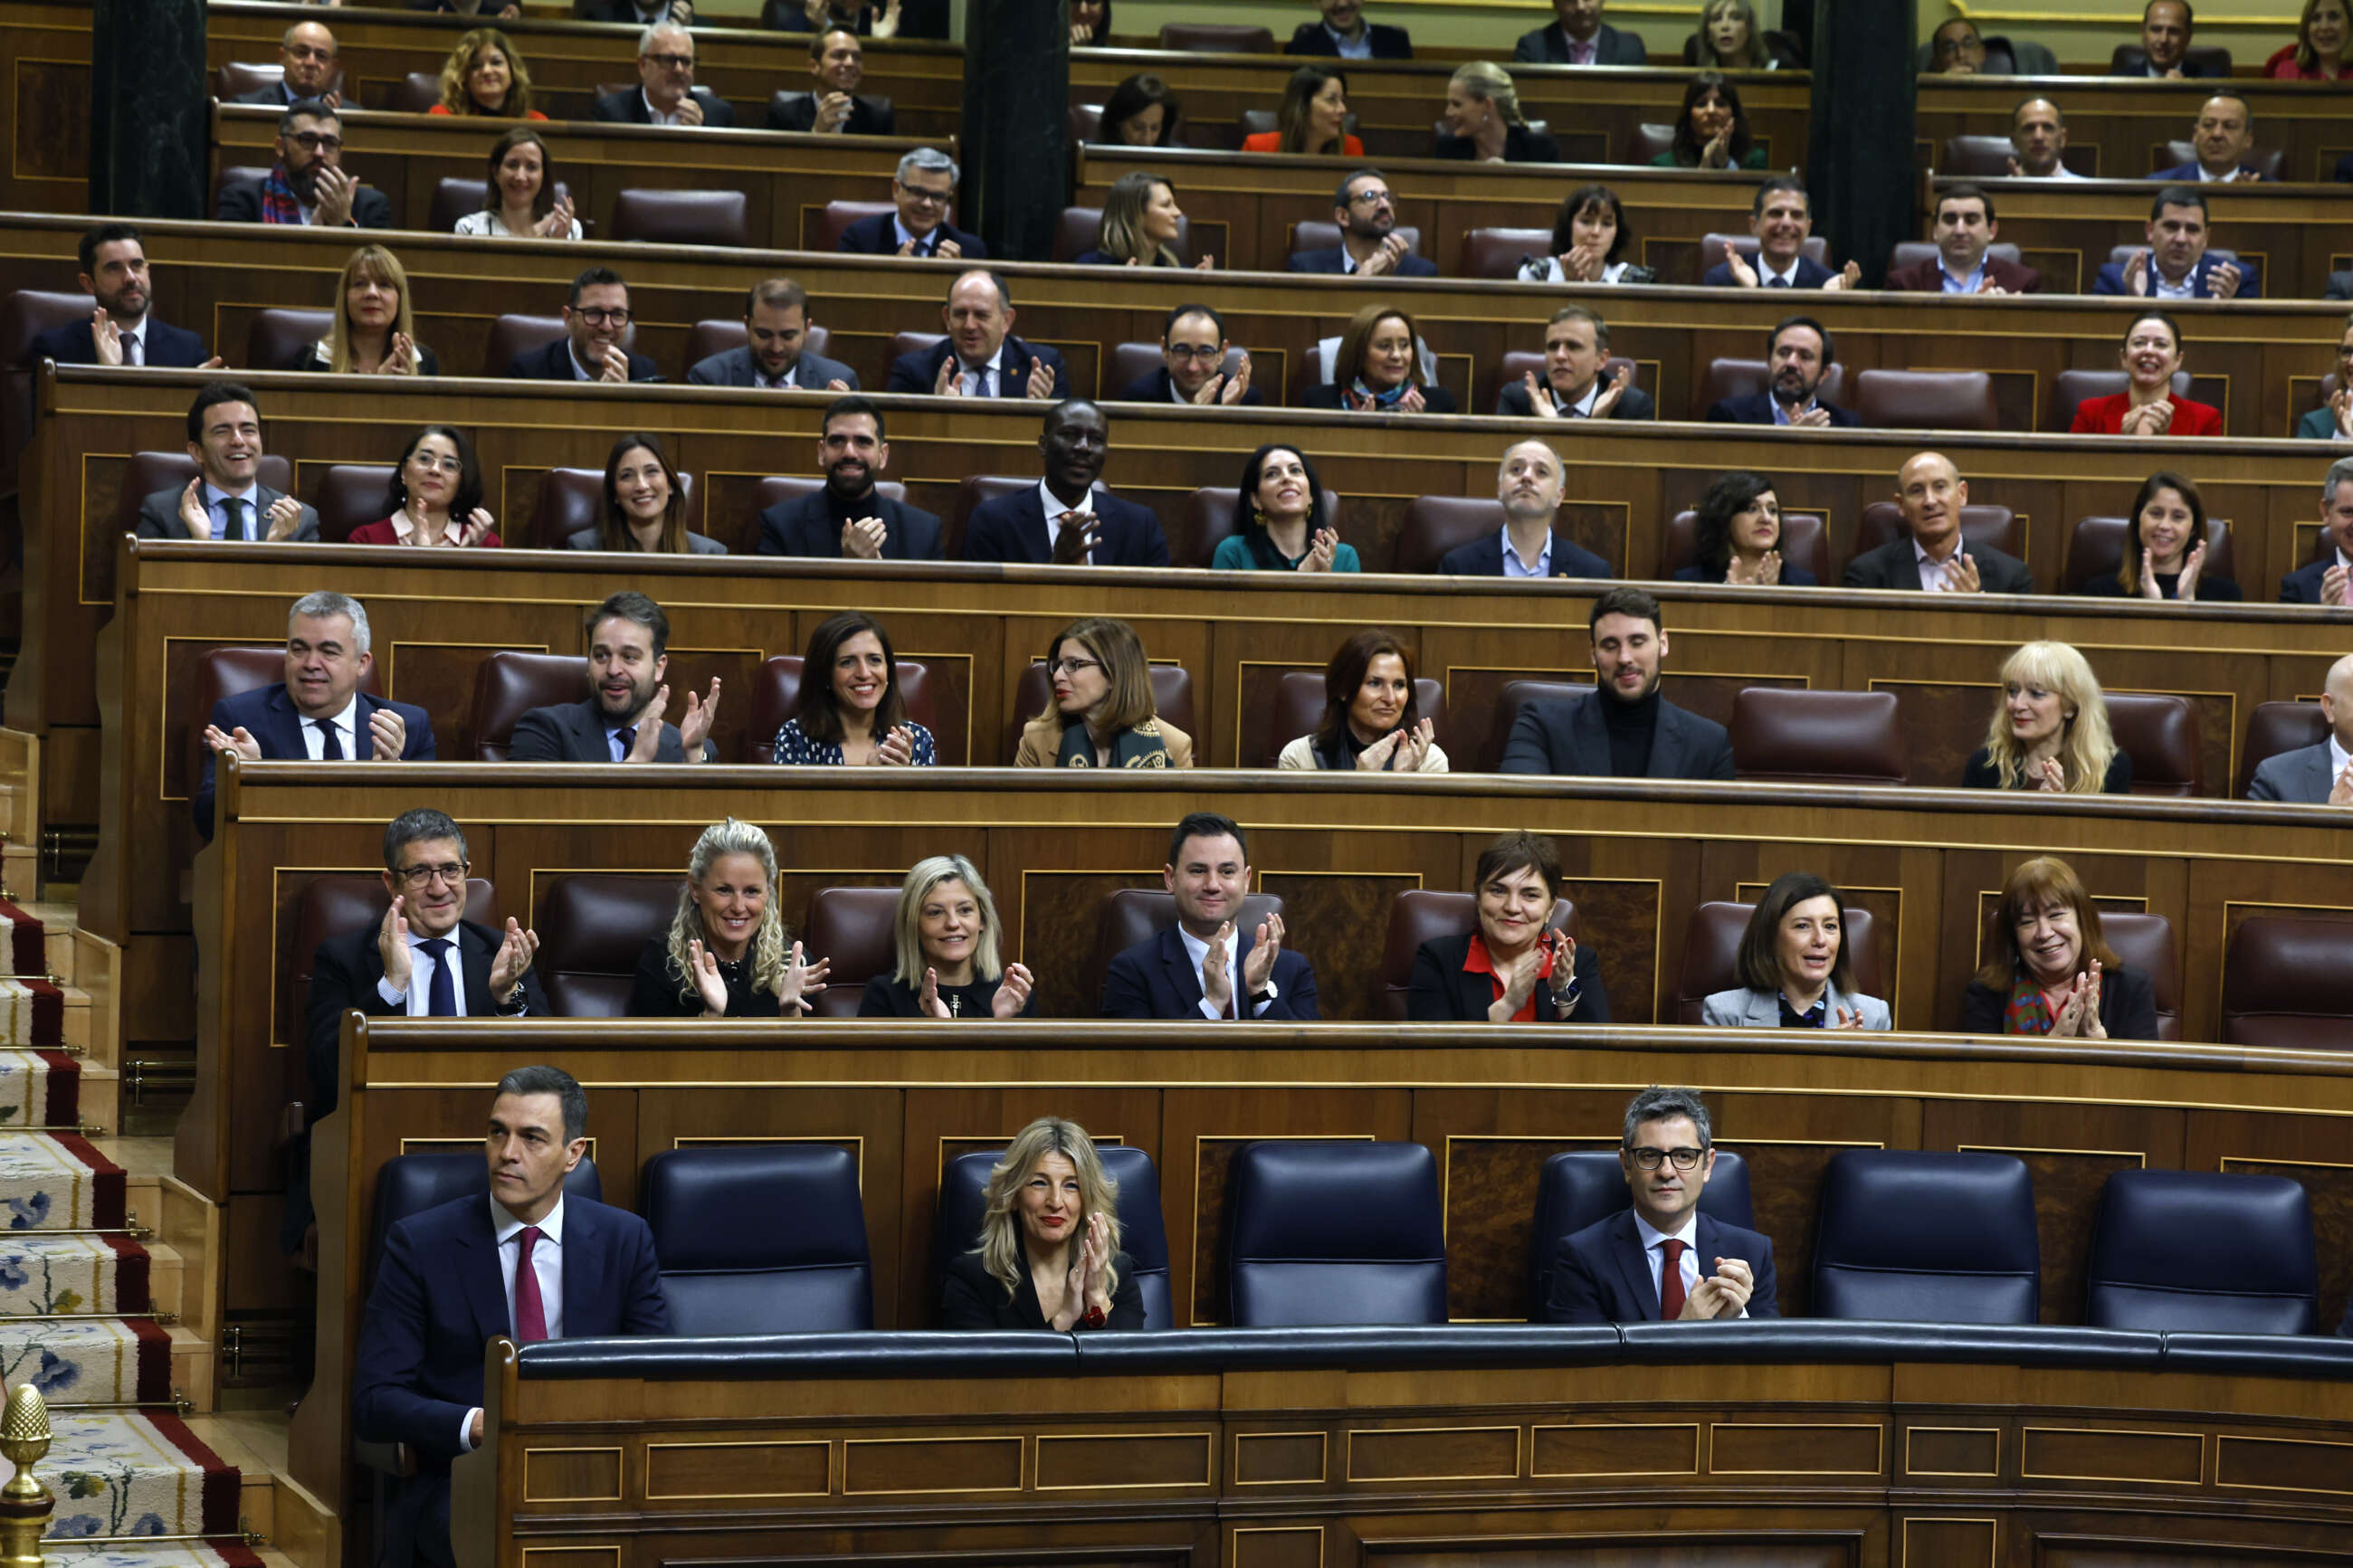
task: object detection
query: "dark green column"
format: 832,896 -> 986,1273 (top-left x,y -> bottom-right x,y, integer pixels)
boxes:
960,0 -> 1070,262
90,0 -> 210,219
1805,0 -> 1915,290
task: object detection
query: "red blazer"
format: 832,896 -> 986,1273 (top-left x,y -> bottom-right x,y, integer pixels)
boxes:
1884,255 -> 2042,294
346,518 -> 507,547
1240,131 -> 1365,156
2069,392 -> 2222,436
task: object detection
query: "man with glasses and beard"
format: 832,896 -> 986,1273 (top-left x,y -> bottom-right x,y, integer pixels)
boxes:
1288,169 -> 1437,276
505,266 -> 663,383
508,592 -> 720,763
215,100 -> 390,228
757,396 -> 944,558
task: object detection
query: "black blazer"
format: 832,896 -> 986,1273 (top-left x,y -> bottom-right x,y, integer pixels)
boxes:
1544,1209 -> 1780,1324
504,337 -> 662,384
508,698 -> 711,764
836,211 -> 988,259
1497,693 -> 1736,781
195,682 -> 434,838
1494,380 -> 1655,420
884,334 -> 1064,396
2280,556 -> 2342,603
215,177 -> 394,230
1841,537 -> 2036,594
1962,746 -> 2134,795
1434,124 -> 1562,163
1958,964 -> 2160,1041
938,1248 -> 1143,1330
1513,19 -> 1648,63
591,85 -> 737,128
1435,527 -> 1612,580
1672,561 -> 1818,585
767,92 -> 896,135
24,316 -> 209,368
758,490 -> 944,559
1407,931 -> 1611,1023
228,81 -> 300,108
1284,20 -> 1415,56
1287,246 -> 1439,278
1299,382 -> 1459,413
626,937 -> 782,1018
1114,366 -> 1265,406
684,344 -> 861,391
963,485 -> 1170,566
858,973 -> 1039,1017
1705,391 -> 1859,427
1100,927 -> 1319,1020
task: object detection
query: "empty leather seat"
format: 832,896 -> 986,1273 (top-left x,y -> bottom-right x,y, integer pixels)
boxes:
384,71 -> 442,115
1730,688 -> 1907,784
2102,692 -> 2200,796
1397,496 -> 1507,575
610,188 -> 750,248
1700,357 -> 1846,413
2062,514 -> 2234,595
2099,912 -> 2182,1042
2051,366 -> 2196,432
2154,138 -> 2280,182
2082,1169 -> 2316,1334
472,651 -> 586,761
533,874 -> 682,1017
1378,889 -> 1577,1021
1484,679 -> 1587,772
1082,887 -> 1281,1012
1669,899 -> 1883,1025
1939,135 -> 2023,177
536,467 -> 698,547
1159,21 -> 1276,50
1183,485 -> 1337,571
745,655 -> 936,764
2223,916 -> 2353,1048
1811,1150 -> 2039,1325
809,200 -> 897,251
1662,508 -> 1829,584
313,465 -> 396,543
1528,1148 -> 1752,1318
244,308 -> 336,373
1007,661 -> 1193,758
1461,227 -> 1552,281
1624,122 -> 1676,164
1226,1141 -> 1445,1326
1851,500 -> 2018,561
935,1144 -> 1172,1328
1262,669 -> 1444,771
643,1144 -> 872,1333
1069,104 -> 1103,143
1853,369 -> 2000,433
2239,701 -> 2329,796
1,290 -> 90,492
799,887 -> 900,1017
430,178 -> 491,233
119,451 -> 293,544
483,314 -> 568,378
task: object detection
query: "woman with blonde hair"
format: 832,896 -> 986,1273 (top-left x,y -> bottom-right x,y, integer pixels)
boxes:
1959,856 -> 2159,1039
1015,617 -> 1194,768
2266,0 -> 2350,78
1692,0 -> 1788,70
430,28 -> 544,119
1434,62 -> 1560,163
311,245 -> 437,375
626,818 -> 830,1018
1962,641 -> 2132,794
1241,65 -> 1362,156
1074,172 -> 1210,269
939,1116 -> 1141,1330
860,854 -> 1037,1017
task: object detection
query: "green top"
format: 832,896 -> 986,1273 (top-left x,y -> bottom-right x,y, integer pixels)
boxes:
1651,145 -> 1770,170
1212,534 -> 1363,573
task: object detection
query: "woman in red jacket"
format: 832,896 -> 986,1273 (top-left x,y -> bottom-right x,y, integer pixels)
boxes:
1240,66 -> 1363,157
2069,311 -> 2222,437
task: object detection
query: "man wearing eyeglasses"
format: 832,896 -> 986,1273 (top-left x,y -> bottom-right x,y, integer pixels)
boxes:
228,21 -> 342,109
1115,303 -> 1262,406
838,147 -> 987,259
1288,169 -> 1436,277
1543,1087 -> 1778,1324
505,266 -> 662,383
193,591 -> 435,840
593,22 -> 737,127
215,100 -> 390,229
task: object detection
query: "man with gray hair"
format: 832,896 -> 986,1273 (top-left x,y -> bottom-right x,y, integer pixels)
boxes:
838,147 -> 986,258
885,269 -> 1067,398
592,22 -> 736,126
2281,456 -> 2353,605
1543,1086 -> 1779,1324
194,590 -> 437,837
1434,439 -> 1613,578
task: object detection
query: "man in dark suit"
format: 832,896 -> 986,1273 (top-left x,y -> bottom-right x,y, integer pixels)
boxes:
1285,0 -> 1414,57
1500,587 -> 1735,780
1437,440 -> 1613,579
2282,457 -> 2353,605
228,20 -> 341,107
194,590 -> 423,836
591,22 -> 736,126
509,593 -> 720,764
1116,303 -> 1263,406
768,28 -> 896,134
1495,305 -> 1653,420
1512,0 -> 1647,63
2151,93 -> 2270,182
964,400 -> 1170,566
1843,451 -> 2035,594
1884,185 -> 2042,295
1705,316 -> 1858,428
2126,0 -> 2211,77
214,101 -> 393,229
352,1065 -> 662,1568
506,266 -> 662,383
837,147 -> 986,259
2246,657 -> 2353,803
27,223 -> 216,370
2091,187 -> 2256,299
686,277 -> 859,390
1101,813 -> 1319,1020
136,384 -> 317,549
1545,1088 -> 1779,1324
758,396 -> 944,559
884,270 -> 1068,398
1700,177 -> 1861,290
1287,169 -> 1438,277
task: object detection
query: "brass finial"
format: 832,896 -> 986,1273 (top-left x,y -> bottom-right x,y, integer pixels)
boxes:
0,1383 -> 52,1568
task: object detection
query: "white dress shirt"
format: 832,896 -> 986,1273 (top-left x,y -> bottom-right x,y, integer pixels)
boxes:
1632,1208 -> 1748,1319
1036,480 -> 1095,564
2152,267 -> 2197,300
641,88 -> 690,127
300,693 -> 361,761
2331,732 -> 2351,783
1758,255 -> 1805,288
462,1193 -> 566,1450
1177,924 -> 1273,1019
375,926 -> 472,1015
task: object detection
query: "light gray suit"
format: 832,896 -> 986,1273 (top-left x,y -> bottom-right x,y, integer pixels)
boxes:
1700,984 -> 1891,1031
135,483 -> 319,542
2246,740 -> 2340,803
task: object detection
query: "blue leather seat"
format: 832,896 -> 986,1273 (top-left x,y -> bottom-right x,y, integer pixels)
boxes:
1811,1151 -> 2039,1325
642,1144 -> 872,1334
1226,1142 -> 1446,1327
2083,1170 -> 2317,1335
368,1150 -> 601,1295
1528,1148 -> 1751,1319
935,1145 -> 1173,1329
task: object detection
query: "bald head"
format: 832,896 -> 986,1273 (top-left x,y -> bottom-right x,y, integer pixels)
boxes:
280,20 -> 338,100
2324,655 -> 2353,750
1498,440 -> 1565,522
1895,451 -> 1967,557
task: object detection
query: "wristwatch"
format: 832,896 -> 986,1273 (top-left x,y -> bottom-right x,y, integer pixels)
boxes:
1247,980 -> 1279,1008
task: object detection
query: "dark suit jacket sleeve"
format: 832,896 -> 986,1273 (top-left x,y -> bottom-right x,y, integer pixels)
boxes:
505,708 -> 572,764
1494,382 -> 1535,417
1103,1261 -> 1146,1329
1570,943 -> 1610,1022
351,1219 -> 473,1459
136,489 -> 181,542
1406,941 -> 1463,1021
961,499 -> 1014,562
1842,542 -> 1900,589
215,181 -> 262,223
1958,980 -> 2005,1033
193,698 -> 233,839
306,931 -> 396,1126
883,349 -> 932,393
2330,271 -> 2353,302
1544,1235 -> 1613,1324
614,1210 -> 672,1335
1742,1231 -> 1781,1317
1692,715 -> 1736,781
1512,27 -> 1548,62
1497,703 -> 1560,774
1099,946 -> 1155,1018
1978,550 -> 2036,593
1603,24 -> 1648,62
354,188 -> 394,229
1262,951 -> 1317,1020
902,505 -> 946,560
395,699 -> 440,761
1703,396 -> 1747,423
2104,965 -> 2160,1041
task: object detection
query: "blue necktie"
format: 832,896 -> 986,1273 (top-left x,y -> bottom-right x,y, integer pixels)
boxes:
1767,276 -> 1790,288
613,725 -> 637,762
419,937 -> 457,1016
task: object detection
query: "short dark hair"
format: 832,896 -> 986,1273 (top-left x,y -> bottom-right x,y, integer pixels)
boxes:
186,382 -> 259,443
809,24 -> 857,56
1750,174 -> 1807,220
1335,166 -> 1387,209
1936,182 -> 1996,225
1549,184 -> 1630,265
823,394 -> 884,442
2120,309 -> 2183,350
794,611 -> 905,745
1548,303 -> 1609,352
1691,469 -> 1777,576
1768,313 -> 1834,366
384,425 -> 485,523
280,97 -> 338,134
1472,830 -> 1561,903
568,264 -> 625,308
495,1064 -> 587,1144
2205,88 -> 2252,128
79,221 -> 142,277
1623,1086 -> 1711,1148
591,590 -> 670,659
2149,184 -> 2207,222
384,808 -> 467,870
1163,301 -> 1225,342
1045,397 -> 1105,438
1588,585 -> 1662,634
1734,871 -> 1853,994
746,277 -> 808,316
1168,812 -> 1245,866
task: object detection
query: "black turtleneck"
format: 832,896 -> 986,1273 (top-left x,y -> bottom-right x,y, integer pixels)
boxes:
1600,686 -> 1661,777
823,483 -> 881,527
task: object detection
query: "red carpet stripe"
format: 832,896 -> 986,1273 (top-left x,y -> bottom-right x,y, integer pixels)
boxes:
101,1233 -> 150,1314
144,1411 -> 242,1536
129,1316 -> 172,1404
36,1049 -> 77,1125
0,901 -> 41,978
51,1135 -> 125,1229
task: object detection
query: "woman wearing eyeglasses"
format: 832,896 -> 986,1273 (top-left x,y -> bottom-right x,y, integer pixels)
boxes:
346,426 -> 502,546
1013,617 -> 1194,768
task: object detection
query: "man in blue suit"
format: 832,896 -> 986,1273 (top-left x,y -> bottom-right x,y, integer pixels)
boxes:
884,270 -> 1063,398
194,591 -> 434,838
1102,814 -> 1319,1020
2281,457 -> 2353,606
1546,1087 -> 1779,1323
1436,440 -> 1613,579
1287,170 -> 1438,278
23,223 -> 216,370
838,148 -> 986,259
506,267 -> 663,383
964,400 -> 1169,566
354,1065 -> 667,1568
1700,178 -> 1861,290
2149,93 -> 2270,184
2092,188 -> 2255,299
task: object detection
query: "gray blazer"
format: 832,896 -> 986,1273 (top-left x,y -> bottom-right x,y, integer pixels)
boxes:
2247,740 -> 2339,803
135,483 -> 320,542
563,527 -> 727,556
1701,984 -> 1891,1031
684,344 -> 861,391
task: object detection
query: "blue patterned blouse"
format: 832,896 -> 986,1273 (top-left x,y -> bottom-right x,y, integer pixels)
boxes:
772,718 -> 938,766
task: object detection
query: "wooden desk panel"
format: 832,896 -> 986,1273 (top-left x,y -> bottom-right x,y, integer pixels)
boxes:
1918,74 -> 2353,191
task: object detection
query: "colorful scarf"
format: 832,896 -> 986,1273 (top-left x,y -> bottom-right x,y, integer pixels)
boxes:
1348,376 -> 1412,410
2002,970 -> 2054,1035
1054,720 -> 1171,768
259,165 -> 306,226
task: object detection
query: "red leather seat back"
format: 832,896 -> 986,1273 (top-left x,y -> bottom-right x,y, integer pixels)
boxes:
2222,916 -> 2353,1049
535,873 -> 683,1018
2103,692 -> 2201,797
1730,689 -> 1908,784
803,887 -> 903,1017
472,651 -> 586,762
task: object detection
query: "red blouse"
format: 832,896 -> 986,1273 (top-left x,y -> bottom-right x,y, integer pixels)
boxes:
1461,932 -> 1556,1023
2068,392 -> 2223,437
1240,131 -> 1366,156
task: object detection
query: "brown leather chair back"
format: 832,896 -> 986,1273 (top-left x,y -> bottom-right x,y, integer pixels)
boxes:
1700,357 -> 1846,412
1184,485 -> 1338,571
536,468 -> 698,548
1662,508 -> 1829,584
119,451 -> 293,543
954,476 -> 1033,544
2103,692 -> 2201,797
535,873 -> 682,1017
472,651 -> 587,761
1461,228 -> 1552,281
2112,43 -> 2233,74
216,166 -> 273,208
1397,496 -> 1505,575
1852,502 -> 2019,561
215,62 -> 348,100
1070,104 -> 1104,143
1625,122 -> 1677,163
386,71 -> 442,114
1670,900 -> 1882,1024
1379,889 -> 1576,1022
1262,669 -> 1444,770
2062,515 -> 2234,594
1160,21 -> 1276,50
1291,221 -> 1422,260
246,308 -> 336,373
1008,662 -> 1194,755
1730,689 -> 1907,784
2239,701 -> 2330,796
1086,887 -> 1286,1012
744,655 -> 937,763
611,188 -> 751,248
2154,139 -> 2282,181
1888,241 -> 2024,273
4,290 -> 97,494
1938,134 -> 2017,176
1487,679 -> 1587,772
315,464 -> 397,543
2098,911 -> 2181,1041
2222,915 -> 2353,1048
1700,233 -> 1831,270
287,873 -> 495,1065
484,314 -> 568,378
890,331 -> 948,371
811,201 -> 899,251
1853,369 -> 2000,433
803,887 -> 903,1017
2052,367 -> 2193,432
186,642 -> 383,796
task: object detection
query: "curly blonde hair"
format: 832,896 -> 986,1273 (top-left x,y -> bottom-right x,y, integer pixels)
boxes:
438,28 -> 534,117
662,819 -> 792,1007
974,1117 -> 1123,1302
1978,641 -> 2120,794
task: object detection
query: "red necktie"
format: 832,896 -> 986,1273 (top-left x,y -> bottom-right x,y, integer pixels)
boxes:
1658,1238 -> 1686,1321
513,1226 -> 548,1342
